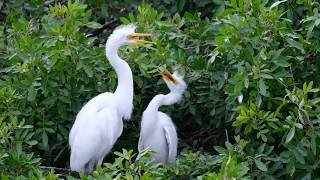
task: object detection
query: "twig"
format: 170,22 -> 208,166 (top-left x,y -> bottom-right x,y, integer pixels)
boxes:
86,19 -> 119,37
225,129 -> 229,142
39,166 -> 72,172
40,166 -> 80,178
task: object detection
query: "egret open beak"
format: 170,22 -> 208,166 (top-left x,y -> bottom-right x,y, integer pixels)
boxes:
158,67 -> 178,84
127,33 -> 155,44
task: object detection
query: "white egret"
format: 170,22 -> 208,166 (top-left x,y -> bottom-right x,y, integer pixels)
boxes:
69,24 -> 154,174
138,68 -> 186,164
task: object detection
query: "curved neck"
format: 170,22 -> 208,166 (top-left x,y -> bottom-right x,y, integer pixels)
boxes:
105,40 -> 133,119
141,91 -> 183,136
145,91 -> 183,113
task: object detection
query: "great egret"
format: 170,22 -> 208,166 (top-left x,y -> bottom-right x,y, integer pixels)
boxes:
138,68 -> 186,164
69,24 -> 154,174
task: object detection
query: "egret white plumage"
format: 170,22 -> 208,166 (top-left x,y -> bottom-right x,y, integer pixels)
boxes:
138,68 -> 186,164
69,24 -> 154,174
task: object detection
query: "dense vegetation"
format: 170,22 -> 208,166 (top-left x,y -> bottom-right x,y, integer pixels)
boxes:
1,0 -> 320,179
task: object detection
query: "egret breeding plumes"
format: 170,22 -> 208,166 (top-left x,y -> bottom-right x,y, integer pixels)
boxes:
69,24 -> 154,175
138,68 -> 187,164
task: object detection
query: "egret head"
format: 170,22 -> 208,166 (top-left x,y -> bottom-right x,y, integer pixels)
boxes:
107,24 -> 154,46
159,68 -> 187,94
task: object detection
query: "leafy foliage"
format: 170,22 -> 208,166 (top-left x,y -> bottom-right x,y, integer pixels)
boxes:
1,1 -> 110,166
66,147 -> 248,179
0,115 -> 41,177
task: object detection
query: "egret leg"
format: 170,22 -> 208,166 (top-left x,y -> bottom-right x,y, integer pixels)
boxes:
98,158 -> 103,165
84,159 -> 98,175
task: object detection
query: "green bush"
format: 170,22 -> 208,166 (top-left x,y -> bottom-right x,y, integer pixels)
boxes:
68,146 -> 249,179
2,1 -> 110,166
0,115 -> 41,177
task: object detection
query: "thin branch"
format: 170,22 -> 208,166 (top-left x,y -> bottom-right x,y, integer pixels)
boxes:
39,166 -> 72,172
225,129 -> 229,142
40,166 -> 81,178
86,19 -> 119,37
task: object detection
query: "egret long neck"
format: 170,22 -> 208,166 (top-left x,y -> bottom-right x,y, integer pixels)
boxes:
105,41 -> 133,119
145,92 -> 182,113
141,91 -> 182,136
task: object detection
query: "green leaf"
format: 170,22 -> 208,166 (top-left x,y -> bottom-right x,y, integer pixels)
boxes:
254,159 -> 268,171
309,88 -> 320,93
261,134 -> 267,142
293,149 -> 305,164
85,22 -> 102,29
42,132 -> 48,148
298,109 -> 310,125
208,50 -> 219,64
286,38 -> 304,52
129,12 -> 135,22
120,17 -> 130,24
26,140 -> 38,146
259,79 -> 267,96
232,116 -> 249,126
238,162 -> 250,176
155,21 -> 173,28
285,127 -> 295,143
307,19 -> 320,40
274,58 -> 290,67
22,125 -> 33,129
83,64 -> 93,77
270,0 -> 288,9
225,142 -> 233,152
260,73 -> 273,79
214,146 -> 227,155
27,86 -> 37,101
311,97 -> 320,105
294,123 -> 303,129
244,76 -> 249,88
114,151 -> 130,160
272,48 -> 285,61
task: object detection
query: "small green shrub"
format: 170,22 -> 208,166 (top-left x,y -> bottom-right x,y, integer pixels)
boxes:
76,145 -> 249,180
0,115 -> 41,177
1,1 -> 109,166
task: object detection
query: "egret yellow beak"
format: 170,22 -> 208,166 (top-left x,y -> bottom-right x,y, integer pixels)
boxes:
127,33 -> 155,44
158,67 -> 178,84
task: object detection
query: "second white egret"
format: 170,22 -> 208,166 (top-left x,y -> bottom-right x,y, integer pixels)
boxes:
138,68 -> 186,164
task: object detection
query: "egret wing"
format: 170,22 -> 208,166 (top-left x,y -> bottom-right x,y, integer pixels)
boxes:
163,125 -> 178,162
138,135 -> 144,153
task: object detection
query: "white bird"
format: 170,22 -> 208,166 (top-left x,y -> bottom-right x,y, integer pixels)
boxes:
69,24 -> 154,174
138,68 -> 186,164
